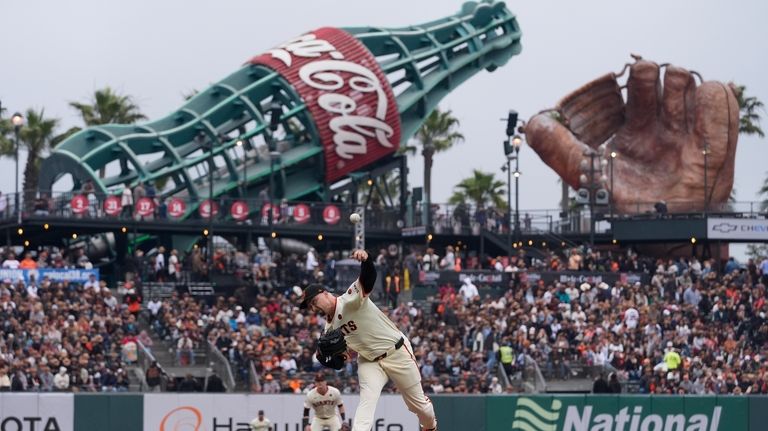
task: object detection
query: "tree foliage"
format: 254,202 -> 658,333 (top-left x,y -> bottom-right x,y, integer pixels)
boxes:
449,169 -> 506,210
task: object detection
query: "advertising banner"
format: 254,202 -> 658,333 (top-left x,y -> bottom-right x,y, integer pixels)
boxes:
250,28 -> 401,184
485,395 -> 747,431
0,393 -> 74,431
431,270 -> 648,288
0,268 -> 99,284
707,217 -> 768,240
144,393 -> 416,431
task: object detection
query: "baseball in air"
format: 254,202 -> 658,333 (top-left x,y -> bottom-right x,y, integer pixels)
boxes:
349,213 -> 361,224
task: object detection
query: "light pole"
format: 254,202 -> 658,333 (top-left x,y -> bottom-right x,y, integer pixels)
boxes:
577,150 -> 609,248
11,112 -> 24,224
196,131 -> 214,276
236,139 -> 246,197
703,144 -> 709,213
268,101 -> 282,234
512,136 -> 522,246
503,110 -> 524,252
609,148 -> 617,219
501,160 -> 512,252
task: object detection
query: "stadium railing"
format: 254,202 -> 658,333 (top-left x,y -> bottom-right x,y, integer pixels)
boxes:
522,354 -> 547,393
205,340 -> 236,392
137,340 -> 168,392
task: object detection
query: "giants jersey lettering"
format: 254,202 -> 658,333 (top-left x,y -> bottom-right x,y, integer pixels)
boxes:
325,280 -> 402,361
304,386 -> 342,419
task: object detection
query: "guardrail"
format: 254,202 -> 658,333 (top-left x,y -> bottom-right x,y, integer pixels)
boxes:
522,354 -> 548,394
136,340 -> 168,392
205,340 -> 236,393
4,190 -> 766,239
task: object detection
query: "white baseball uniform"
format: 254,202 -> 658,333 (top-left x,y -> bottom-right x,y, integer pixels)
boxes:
305,386 -> 343,431
325,277 -> 436,431
249,417 -> 271,431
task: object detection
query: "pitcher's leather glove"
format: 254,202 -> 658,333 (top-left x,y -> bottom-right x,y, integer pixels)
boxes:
316,328 -> 347,370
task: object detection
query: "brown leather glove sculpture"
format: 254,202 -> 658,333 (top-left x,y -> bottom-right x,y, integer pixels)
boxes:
525,56 -> 739,214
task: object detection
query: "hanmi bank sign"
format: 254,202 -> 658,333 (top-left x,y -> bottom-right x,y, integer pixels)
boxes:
143,394 -> 415,430
708,217 -> 768,240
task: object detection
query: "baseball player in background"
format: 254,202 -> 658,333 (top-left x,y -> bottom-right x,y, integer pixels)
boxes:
249,410 -> 271,431
300,249 -> 437,431
303,373 -> 346,431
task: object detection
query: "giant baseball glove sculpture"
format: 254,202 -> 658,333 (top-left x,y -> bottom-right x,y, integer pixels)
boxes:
525,56 -> 739,213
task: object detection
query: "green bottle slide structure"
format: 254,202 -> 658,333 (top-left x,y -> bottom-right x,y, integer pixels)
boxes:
39,0 -> 522,217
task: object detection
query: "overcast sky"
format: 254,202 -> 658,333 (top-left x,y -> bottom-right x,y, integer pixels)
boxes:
1,0 -> 766,213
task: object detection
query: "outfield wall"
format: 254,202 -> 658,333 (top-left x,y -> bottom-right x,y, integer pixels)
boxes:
1,393 -> 767,431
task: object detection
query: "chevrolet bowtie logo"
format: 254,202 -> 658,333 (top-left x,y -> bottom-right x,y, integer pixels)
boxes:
712,222 -> 738,233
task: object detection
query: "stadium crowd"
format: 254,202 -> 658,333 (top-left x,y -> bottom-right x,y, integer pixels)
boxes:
2,243 -> 767,396
0,248 -> 143,392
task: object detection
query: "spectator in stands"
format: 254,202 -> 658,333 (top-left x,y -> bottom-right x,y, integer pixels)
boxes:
121,185 -> 133,217
178,374 -> 199,392
422,248 -> 439,272
83,274 -> 99,291
567,249 -> 582,271
168,249 -> 180,281
441,246 -> 456,270
262,374 -> 280,393
2,252 -> 19,269
39,366 -> 54,392
145,362 -> 163,392
488,376 -> 502,394
177,332 -> 195,366
592,374 -> 610,393
608,373 -> 622,393
0,368 -> 10,391
155,246 -> 166,282
206,371 -> 226,392
19,253 -> 36,269
53,367 -> 70,391
305,248 -> 319,276
125,288 -> 142,316
459,278 -> 479,303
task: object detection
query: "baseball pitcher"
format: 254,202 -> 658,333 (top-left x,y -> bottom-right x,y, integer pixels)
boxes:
300,249 -> 437,431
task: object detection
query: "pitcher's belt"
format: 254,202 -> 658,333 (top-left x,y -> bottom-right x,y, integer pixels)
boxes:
373,337 -> 405,362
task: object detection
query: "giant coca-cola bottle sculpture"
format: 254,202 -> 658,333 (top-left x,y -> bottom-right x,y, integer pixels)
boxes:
40,1 -> 522,212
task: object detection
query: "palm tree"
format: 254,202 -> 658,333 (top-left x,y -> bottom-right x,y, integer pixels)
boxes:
760,178 -> 768,211
732,84 -> 765,138
400,108 -> 464,227
449,170 -> 506,210
356,171 -> 401,207
0,109 -> 59,207
732,84 -> 767,209
70,87 -> 146,126
69,87 -> 146,178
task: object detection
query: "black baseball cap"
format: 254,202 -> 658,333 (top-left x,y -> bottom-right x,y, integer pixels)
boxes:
299,284 -> 325,309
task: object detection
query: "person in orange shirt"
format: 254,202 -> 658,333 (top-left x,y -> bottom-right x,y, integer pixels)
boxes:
19,253 -> 37,269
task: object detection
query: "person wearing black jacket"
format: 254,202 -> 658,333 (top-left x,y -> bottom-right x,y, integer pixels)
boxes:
206,372 -> 226,392
299,250 -> 437,431
608,373 -> 622,393
178,374 -> 199,392
593,374 -> 611,393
